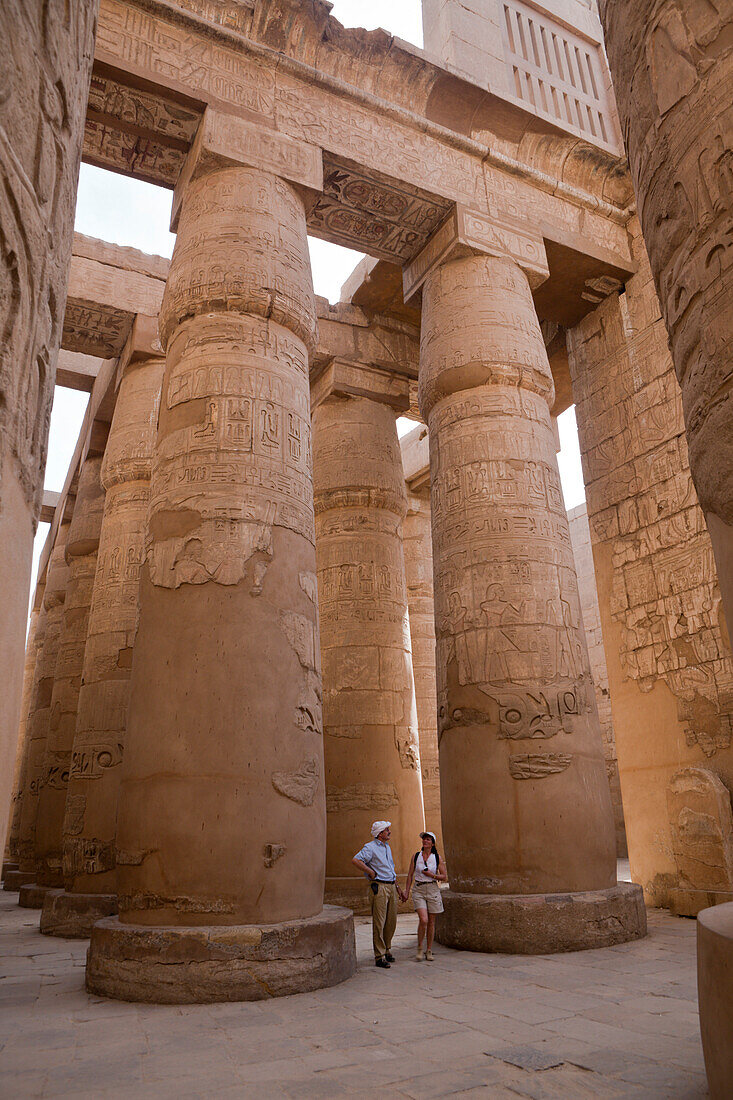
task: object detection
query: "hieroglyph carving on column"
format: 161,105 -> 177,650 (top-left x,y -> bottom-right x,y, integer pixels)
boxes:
16,529 -> 70,880
599,0 -> 733,632
34,456 -> 105,889
418,244 -> 645,952
313,372 -> 424,912
0,0 -> 98,509
42,323 -> 165,938
86,111 -> 355,1002
0,0 -> 98,868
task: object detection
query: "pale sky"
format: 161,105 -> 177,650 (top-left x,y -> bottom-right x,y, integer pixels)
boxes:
34,0 -> 585,598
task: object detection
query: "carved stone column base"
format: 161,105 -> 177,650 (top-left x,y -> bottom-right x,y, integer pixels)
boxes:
40,889 -> 118,938
436,884 -> 647,954
18,883 -> 55,909
3,870 -> 35,891
86,907 -> 357,1003
2,862 -> 19,879
324,876 -> 410,916
670,888 -> 733,920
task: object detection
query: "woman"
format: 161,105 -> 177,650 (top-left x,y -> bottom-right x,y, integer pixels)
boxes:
404,830 -> 447,960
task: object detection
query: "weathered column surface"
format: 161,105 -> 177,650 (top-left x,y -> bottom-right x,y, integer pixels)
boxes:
0,1 -> 98,861
418,250 -> 645,952
567,218 -> 733,916
16,528 -> 70,907
3,590 -> 45,886
34,456 -> 104,893
86,116 -> 355,1002
313,385 -> 424,913
600,1 -> 733,647
403,489 -> 443,853
43,326 -> 164,938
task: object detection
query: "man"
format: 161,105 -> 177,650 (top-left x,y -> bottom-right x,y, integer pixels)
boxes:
353,821 -> 405,969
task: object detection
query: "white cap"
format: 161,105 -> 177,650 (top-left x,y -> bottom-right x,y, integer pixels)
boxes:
371,820 -> 391,838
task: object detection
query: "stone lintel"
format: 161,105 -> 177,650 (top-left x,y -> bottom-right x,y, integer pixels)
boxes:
117,314 -> 164,379
400,423 -> 430,491
39,491 -> 61,526
403,205 -> 549,302
311,359 -> 410,413
171,108 -> 323,231
55,350 -> 105,393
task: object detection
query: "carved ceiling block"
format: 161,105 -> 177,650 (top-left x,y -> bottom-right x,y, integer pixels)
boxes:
83,71 -> 202,189
307,156 -> 451,264
63,302 -> 134,358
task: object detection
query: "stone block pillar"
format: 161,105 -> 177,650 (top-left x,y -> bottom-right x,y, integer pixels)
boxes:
312,365 -> 424,912
16,527 -> 70,902
42,320 -> 164,938
406,211 -> 646,952
0,1 -> 98,861
34,455 -> 105,893
599,0 -> 733,652
403,489 -> 442,853
86,111 -> 356,1002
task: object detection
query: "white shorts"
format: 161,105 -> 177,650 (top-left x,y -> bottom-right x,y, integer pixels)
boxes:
412,881 -> 444,914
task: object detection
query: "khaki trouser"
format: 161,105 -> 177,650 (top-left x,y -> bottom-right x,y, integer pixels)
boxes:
370,882 -> 398,959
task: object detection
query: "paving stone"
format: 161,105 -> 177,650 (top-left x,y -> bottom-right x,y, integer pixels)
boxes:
0,896 -> 708,1098
484,1045 -> 565,1071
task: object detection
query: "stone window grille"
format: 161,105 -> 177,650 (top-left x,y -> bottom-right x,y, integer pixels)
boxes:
502,1 -> 612,146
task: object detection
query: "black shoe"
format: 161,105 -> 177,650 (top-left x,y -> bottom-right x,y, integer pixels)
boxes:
384,953 -> 395,963
375,957 -> 391,969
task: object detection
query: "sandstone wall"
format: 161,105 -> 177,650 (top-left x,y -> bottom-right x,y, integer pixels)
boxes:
568,217 -> 733,914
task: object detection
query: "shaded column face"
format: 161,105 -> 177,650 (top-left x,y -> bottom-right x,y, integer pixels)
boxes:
116,167 -> 326,927
6,599 -> 44,861
599,1 -> 733,639
420,254 -> 616,896
17,529 -> 70,873
313,396 -> 424,906
403,490 -> 442,853
0,0 -> 97,862
35,458 -> 105,886
62,357 -> 164,898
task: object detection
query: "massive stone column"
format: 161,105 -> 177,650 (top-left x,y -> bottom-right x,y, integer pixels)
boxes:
3,588 -> 45,886
16,527 -> 70,904
34,455 -> 105,893
42,321 -> 164,938
312,368 -> 424,912
408,217 -> 646,952
0,1 -> 98,861
403,488 -> 443,853
567,218 -> 733,916
86,112 -> 356,1002
599,1 -> 733,644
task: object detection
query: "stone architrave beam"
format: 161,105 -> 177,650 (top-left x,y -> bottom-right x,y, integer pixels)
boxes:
400,425 -> 430,493
63,235 -> 168,359
39,493 -> 61,526
56,351 -> 106,393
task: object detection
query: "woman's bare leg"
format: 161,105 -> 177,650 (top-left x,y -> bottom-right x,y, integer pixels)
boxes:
417,909 -> 428,947
427,914 -> 436,951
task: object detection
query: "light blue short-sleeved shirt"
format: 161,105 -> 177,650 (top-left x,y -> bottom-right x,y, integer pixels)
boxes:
354,839 -> 396,882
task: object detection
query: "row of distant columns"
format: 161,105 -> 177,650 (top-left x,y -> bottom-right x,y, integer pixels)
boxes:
7,110 -> 646,1003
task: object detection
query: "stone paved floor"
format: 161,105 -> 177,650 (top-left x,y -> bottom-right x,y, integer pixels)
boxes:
0,891 -> 707,1098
